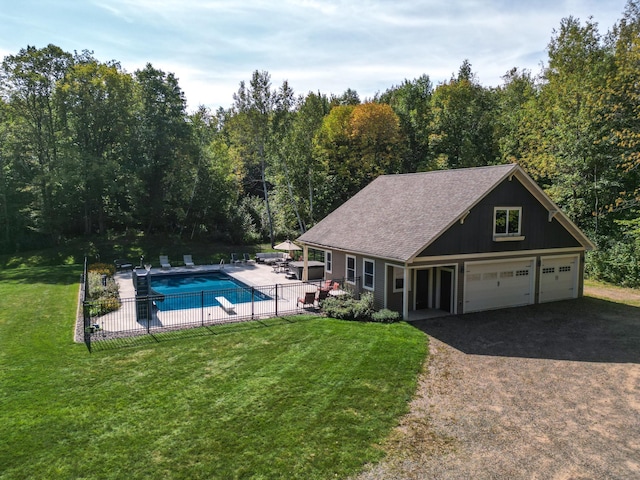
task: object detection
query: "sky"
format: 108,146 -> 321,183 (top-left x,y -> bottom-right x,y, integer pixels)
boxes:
0,0 -> 630,111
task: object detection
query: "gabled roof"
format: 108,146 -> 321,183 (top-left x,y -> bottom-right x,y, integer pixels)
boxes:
297,163 -> 594,262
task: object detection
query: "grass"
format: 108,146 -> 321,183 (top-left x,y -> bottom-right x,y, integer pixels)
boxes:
584,278 -> 640,307
0,264 -> 428,479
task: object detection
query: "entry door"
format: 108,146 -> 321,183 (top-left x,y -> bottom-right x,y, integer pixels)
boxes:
438,268 -> 455,313
415,269 -> 430,310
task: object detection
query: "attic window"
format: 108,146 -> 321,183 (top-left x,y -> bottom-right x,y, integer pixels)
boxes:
493,207 -> 525,241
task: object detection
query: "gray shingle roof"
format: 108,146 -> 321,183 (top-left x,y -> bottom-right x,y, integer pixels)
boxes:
297,164 -> 519,262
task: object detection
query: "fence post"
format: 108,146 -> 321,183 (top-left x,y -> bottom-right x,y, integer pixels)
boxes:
251,287 -> 255,319
201,290 -> 205,326
147,296 -> 151,334
275,284 -> 278,317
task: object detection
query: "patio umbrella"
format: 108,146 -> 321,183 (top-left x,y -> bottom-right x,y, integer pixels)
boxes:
273,239 -> 301,260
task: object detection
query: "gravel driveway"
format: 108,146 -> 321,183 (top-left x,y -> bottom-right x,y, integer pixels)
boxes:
354,294 -> 640,479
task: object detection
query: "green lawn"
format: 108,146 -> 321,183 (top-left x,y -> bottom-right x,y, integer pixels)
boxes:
0,265 -> 428,479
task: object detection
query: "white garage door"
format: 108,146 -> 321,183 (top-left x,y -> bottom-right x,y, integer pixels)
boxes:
464,258 -> 535,313
539,255 -> 579,303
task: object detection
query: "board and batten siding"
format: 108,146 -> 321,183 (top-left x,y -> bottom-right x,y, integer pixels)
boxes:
420,176 -> 582,257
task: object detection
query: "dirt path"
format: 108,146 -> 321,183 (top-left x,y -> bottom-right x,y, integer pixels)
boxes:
353,292 -> 640,479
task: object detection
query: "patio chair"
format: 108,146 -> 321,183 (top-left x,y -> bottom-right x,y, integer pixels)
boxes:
159,255 -> 171,269
230,253 -> 241,264
243,253 -> 255,263
183,254 -> 195,267
297,291 -> 317,309
317,288 -> 329,303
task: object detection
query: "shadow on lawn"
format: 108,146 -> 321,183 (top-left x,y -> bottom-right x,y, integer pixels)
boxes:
412,297 -> 640,364
88,315 -> 311,352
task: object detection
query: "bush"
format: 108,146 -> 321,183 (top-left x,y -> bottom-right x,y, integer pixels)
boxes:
371,309 -> 401,323
88,262 -> 116,276
353,292 -> 375,320
586,240 -> 640,288
321,292 -> 400,323
86,271 -> 120,316
320,294 -> 356,320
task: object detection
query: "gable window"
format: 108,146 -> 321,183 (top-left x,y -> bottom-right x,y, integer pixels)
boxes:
346,255 -> 356,285
325,251 -> 332,273
493,207 -> 524,241
363,259 -> 374,290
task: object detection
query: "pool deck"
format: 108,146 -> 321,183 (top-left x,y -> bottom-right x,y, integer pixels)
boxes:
97,262 -> 318,334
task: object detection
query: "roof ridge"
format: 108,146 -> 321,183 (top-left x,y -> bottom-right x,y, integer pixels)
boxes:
380,163 -> 517,179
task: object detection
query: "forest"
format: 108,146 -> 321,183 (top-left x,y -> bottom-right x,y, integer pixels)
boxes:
1,1 -> 639,286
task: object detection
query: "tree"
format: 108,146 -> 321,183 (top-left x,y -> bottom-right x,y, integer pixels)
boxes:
229,70 -> 280,245
58,52 -> 136,234
494,68 -> 539,166
132,63 -> 192,233
606,0 -> 640,212
378,75 -> 434,172
284,91 -> 330,228
0,44 -> 72,240
429,60 -> 499,169
314,102 -> 403,211
538,16 -> 614,237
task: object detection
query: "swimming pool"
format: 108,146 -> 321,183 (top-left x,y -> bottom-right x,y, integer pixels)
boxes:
149,271 -> 270,311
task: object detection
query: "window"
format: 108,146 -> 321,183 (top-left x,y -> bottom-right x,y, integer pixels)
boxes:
346,255 -> 356,284
363,259 -> 374,290
494,207 -> 522,238
325,251 -> 332,273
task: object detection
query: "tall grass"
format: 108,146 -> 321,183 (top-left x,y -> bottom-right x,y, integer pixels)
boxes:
0,264 -> 427,479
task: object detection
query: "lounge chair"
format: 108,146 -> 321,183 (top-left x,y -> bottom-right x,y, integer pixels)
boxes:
183,254 -> 195,267
159,255 -> 171,269
230,253 -> 241,264
297,291 -> 317,308
243,253 -> 255,263
114,259 -> 134,272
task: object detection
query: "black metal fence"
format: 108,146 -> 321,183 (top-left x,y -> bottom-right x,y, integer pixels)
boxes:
82,274 -> 361,351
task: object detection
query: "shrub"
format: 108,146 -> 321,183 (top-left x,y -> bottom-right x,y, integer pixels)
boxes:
320,295 -> 356,320
353,292 -> 375,320
86,271 -> 120,316
88,262 -> 116,276
320,292 -> 396,322
371,308 -> 401,323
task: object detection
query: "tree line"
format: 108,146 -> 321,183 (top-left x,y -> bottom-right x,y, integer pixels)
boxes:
1,1 -> 639,285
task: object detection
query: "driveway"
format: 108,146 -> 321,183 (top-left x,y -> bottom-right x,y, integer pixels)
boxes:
355,293 -> 640,479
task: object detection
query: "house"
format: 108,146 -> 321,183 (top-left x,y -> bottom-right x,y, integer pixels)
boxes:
296,163 -> 595,319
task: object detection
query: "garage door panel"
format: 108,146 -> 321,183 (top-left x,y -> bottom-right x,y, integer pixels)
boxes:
539,255 -> 578,303
464,259 -> 535,313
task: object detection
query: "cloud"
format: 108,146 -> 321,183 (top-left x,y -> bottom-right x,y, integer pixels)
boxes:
0,0 -> 630,110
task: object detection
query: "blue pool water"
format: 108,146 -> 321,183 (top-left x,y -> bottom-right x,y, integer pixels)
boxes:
149,272 -> 270,311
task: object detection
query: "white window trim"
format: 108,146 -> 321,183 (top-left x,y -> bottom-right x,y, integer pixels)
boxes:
363,258 -> 375,291
493,206 -> 524,241
346,255 -> 356,285
325,250 -> 332,273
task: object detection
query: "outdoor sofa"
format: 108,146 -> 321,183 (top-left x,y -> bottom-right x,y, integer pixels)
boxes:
255,252 -> 289,264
